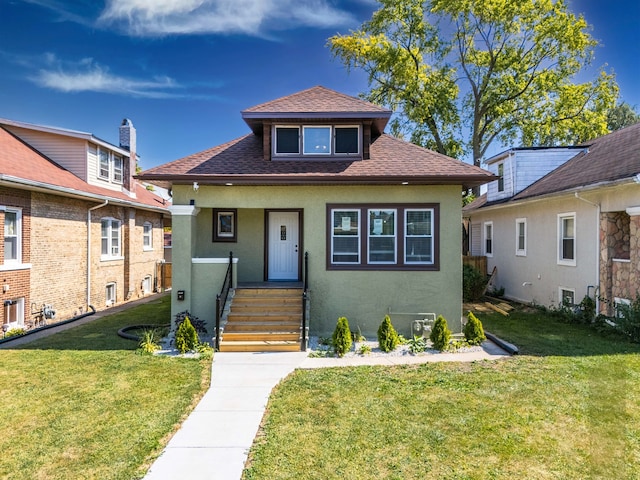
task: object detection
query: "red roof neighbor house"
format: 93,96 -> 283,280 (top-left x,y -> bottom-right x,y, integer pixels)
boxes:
0,118 -> 169,334
139,86 -> 495,352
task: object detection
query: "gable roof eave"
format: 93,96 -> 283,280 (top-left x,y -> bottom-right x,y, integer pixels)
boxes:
0,175 -> 169,214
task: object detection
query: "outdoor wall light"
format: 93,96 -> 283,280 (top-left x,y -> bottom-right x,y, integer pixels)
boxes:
193,181 -> 199,192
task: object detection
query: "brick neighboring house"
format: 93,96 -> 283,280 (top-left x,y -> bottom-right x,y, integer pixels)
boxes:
464,123 -> 640,315
0,118 -> 170,332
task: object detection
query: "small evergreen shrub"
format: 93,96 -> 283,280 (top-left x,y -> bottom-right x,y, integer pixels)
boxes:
616,295 -> 640,343
463,264 -> 486,302
430,315 -> 452,351
332,317 -> 352,357
464,311 -> 486,345
377,315 -> 400,352
175,316 -> 199,354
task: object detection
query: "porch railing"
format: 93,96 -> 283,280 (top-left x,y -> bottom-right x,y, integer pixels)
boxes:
301,252 -> 309,351
215,251 -> 233,350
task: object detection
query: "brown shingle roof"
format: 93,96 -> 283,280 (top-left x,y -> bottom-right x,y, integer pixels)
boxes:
141,132 -> 494,187
241,86 -> 392,136
514,123 -> 640,200
0,127 -> 167,211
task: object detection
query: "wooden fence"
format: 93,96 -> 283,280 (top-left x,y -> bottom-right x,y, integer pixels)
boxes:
463,255 -> 487,275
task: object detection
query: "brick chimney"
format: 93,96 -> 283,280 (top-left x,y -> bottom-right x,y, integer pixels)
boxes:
119,118 -> 137,196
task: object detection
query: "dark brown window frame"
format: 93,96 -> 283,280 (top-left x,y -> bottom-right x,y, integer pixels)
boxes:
326,203 -> 440,271
213,208 -> 237,242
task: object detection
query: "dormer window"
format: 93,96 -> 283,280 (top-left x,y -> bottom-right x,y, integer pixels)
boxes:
93,143 -> 124,184
273,125 -> 360,158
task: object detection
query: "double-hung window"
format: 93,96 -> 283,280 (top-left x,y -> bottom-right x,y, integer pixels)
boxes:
516,218 -> 526,256
497,163 -> 504,192
330,209 -> 360,264
143,222 -> 153,250
328,204 -> 438,270
95,144 -> 124,184
484,222 -> 493,257
101,218 -> 122,260
558,213 -> 576,265
4,208 -> 21,264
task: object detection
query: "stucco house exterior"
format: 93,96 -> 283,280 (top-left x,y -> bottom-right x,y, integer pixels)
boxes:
139,86 -> 494,351
464,123 -> 640,315
0,118 -> 169,333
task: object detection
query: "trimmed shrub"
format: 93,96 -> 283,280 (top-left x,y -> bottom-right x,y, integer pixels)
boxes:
430,315 -> 452,351
463,264 -> 486,302
175,316 -> 199,354
4,328 -> 26,338
332,317 -> 352,357
377,315 -> 400,352
464,311 -> 486,345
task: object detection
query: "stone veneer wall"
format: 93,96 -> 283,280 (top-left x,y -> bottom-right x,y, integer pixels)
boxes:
600,211 -> 639,315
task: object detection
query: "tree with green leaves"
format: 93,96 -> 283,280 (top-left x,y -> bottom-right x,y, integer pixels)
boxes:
607,102 -> 640,132
329,0 -> 618,171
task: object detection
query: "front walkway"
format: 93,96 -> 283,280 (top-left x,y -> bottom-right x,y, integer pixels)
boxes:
144,342 -> 510,480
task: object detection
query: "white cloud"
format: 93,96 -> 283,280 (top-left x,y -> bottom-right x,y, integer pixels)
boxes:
98,0 -> 357,37
30,55 -> 183,98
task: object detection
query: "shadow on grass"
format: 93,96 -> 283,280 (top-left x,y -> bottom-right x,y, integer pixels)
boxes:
479,308 -> 640,357
5,294 -> 173,351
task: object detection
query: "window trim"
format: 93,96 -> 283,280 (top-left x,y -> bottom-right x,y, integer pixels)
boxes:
213,209 -> 237,242
559,287 -> 575,308
515,218 -> 527,256
327,203 -> 439,271
557,212 -> 576,266
483,221 -> 493,257
101,217 -> 123,261
273,124 -> 361,158
497,163 -> 504,192
106,282 -> 116,306
143,222 -> 153,251
4,207 -> 22,265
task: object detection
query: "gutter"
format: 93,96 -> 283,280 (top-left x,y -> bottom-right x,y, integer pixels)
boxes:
88,200 -> 109,308
574,192 -> 601,311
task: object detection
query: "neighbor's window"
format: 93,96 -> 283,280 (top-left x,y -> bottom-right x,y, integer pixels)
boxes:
560,288 -> 575,308
95,144 -> 125,184
3,298 -> 24,328
4,208 -> 21,264
113,154 -> 123,184
101,218 -> 122,259
516,218 -> 526,256
484,222 -> 493,257
405,209 -> 434,264
106,283 -> 116,306
328,204 -> 439,270
143,222 -> 153,250
497,163 -> 504,192
558,213 -> 576,265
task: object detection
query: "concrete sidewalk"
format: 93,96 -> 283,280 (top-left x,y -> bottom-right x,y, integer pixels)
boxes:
144,341 -> 509,480
143,351 -> 308,480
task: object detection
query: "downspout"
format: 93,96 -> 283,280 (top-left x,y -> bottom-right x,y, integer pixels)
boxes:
88,201 -> 109,308
574,192 -> 600,311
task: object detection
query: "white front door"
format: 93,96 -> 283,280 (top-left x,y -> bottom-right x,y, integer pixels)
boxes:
268,211 -> 299,281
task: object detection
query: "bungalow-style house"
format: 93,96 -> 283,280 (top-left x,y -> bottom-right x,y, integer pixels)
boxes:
0,118 -> 169,333
463,123 -> 640,315
139,86 -> 494,351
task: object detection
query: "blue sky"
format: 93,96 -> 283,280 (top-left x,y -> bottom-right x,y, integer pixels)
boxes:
1,0 -> 638,170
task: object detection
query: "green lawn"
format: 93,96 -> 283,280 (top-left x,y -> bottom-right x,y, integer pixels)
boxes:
244,307 -> 640,479
0,295 -> 211,480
